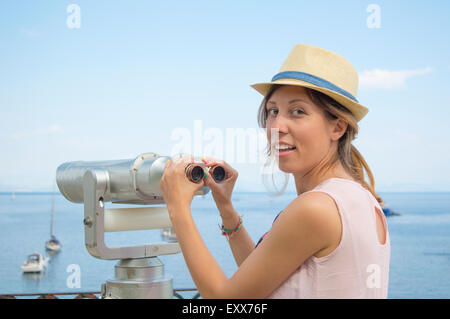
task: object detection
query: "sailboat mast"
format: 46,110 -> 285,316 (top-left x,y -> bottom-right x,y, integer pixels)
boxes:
50,187 -> 55,237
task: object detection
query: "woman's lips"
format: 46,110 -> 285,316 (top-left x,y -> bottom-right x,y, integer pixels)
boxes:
274,147 -> 296,158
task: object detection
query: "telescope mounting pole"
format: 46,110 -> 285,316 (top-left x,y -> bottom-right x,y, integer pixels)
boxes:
83,169 -> 176,299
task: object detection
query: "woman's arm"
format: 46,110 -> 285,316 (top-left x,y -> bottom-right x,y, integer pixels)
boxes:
169,191 -> 341,299
200,156 -> 255,266
160,156 -> 341,298
217,202 -> 255,267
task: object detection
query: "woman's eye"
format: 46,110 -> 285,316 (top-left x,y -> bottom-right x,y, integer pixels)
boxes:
266,108 -> 303,117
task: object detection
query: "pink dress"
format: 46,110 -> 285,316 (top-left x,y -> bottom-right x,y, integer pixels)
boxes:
266,177 -> 391,299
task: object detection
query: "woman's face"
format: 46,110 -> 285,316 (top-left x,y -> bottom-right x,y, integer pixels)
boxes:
265,85 -> 339,175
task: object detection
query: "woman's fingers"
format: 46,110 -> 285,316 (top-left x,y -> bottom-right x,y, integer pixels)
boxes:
203,170 -> 217,188
202,159 -> 237,184
202,156 -> 234,172
201,156 -> 222,167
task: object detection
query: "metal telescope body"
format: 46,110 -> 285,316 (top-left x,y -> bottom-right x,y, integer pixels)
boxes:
56,152 -> 209,299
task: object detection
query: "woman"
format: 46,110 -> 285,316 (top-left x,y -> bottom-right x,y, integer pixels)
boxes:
160,44 -> 390,298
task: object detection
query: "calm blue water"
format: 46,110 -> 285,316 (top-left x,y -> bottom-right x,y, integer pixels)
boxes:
0,191 -> 449,298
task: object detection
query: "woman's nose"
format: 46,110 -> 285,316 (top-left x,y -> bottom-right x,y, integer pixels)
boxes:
270,114 -> 289,134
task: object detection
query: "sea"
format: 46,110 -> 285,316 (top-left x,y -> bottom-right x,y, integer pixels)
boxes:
0,191 -> 449,299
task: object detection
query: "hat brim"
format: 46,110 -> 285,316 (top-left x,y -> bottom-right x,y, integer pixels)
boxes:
250,79 -> 368,122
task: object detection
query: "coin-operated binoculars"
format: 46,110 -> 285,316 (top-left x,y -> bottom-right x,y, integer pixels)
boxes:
56,152 -> 225,299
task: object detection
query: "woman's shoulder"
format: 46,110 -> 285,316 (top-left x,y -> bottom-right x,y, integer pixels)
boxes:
289,191 -> 340,221
281,192 -> 341,238
270,191 -> 342,259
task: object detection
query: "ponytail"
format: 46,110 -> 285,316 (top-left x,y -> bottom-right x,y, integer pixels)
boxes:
350,145 -> 383,204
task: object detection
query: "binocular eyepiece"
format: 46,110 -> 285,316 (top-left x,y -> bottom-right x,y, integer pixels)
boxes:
185,164 -> 226,184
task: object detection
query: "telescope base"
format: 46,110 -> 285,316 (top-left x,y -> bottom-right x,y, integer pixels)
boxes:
101,257 -> 173,299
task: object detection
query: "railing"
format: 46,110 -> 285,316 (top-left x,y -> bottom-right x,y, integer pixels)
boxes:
0,288 -> 200,299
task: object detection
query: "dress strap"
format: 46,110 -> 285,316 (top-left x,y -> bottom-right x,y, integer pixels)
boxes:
255,210 -> 283,248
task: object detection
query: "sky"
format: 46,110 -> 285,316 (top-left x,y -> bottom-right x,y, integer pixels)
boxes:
0,0 -> 449,192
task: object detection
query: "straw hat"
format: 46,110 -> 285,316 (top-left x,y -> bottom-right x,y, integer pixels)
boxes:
250,44 -> 368,122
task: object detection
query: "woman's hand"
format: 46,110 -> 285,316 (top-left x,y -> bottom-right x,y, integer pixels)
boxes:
201,156 -> 238,213
160,155 -> 205,219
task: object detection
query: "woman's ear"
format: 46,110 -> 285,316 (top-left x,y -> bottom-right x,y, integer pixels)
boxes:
330,118 -> 348,141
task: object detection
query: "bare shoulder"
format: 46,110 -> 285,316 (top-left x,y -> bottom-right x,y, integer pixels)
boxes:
287,191 -> 340,223
276,191 -> 342,255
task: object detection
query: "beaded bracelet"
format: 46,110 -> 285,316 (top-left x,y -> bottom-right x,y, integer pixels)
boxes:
218,215 -> 243,240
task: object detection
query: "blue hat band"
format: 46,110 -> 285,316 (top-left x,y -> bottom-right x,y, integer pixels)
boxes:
271,71 -> 358,103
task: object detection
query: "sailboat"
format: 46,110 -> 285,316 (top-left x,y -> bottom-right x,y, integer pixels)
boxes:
11,191 -> 15,201
21,252 -> 49,273
45,189 -> 61,252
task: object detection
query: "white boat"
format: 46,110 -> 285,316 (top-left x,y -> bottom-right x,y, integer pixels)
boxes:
45,189 -> 61,252
45,235 -> 61,251
161,227 -> 178,242
21,252 -> 49,273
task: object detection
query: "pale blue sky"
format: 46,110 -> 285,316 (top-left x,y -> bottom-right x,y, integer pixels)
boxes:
1,1 -> 449,192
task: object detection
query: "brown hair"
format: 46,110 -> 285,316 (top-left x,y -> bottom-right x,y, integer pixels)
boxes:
257,84 -> 383,204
